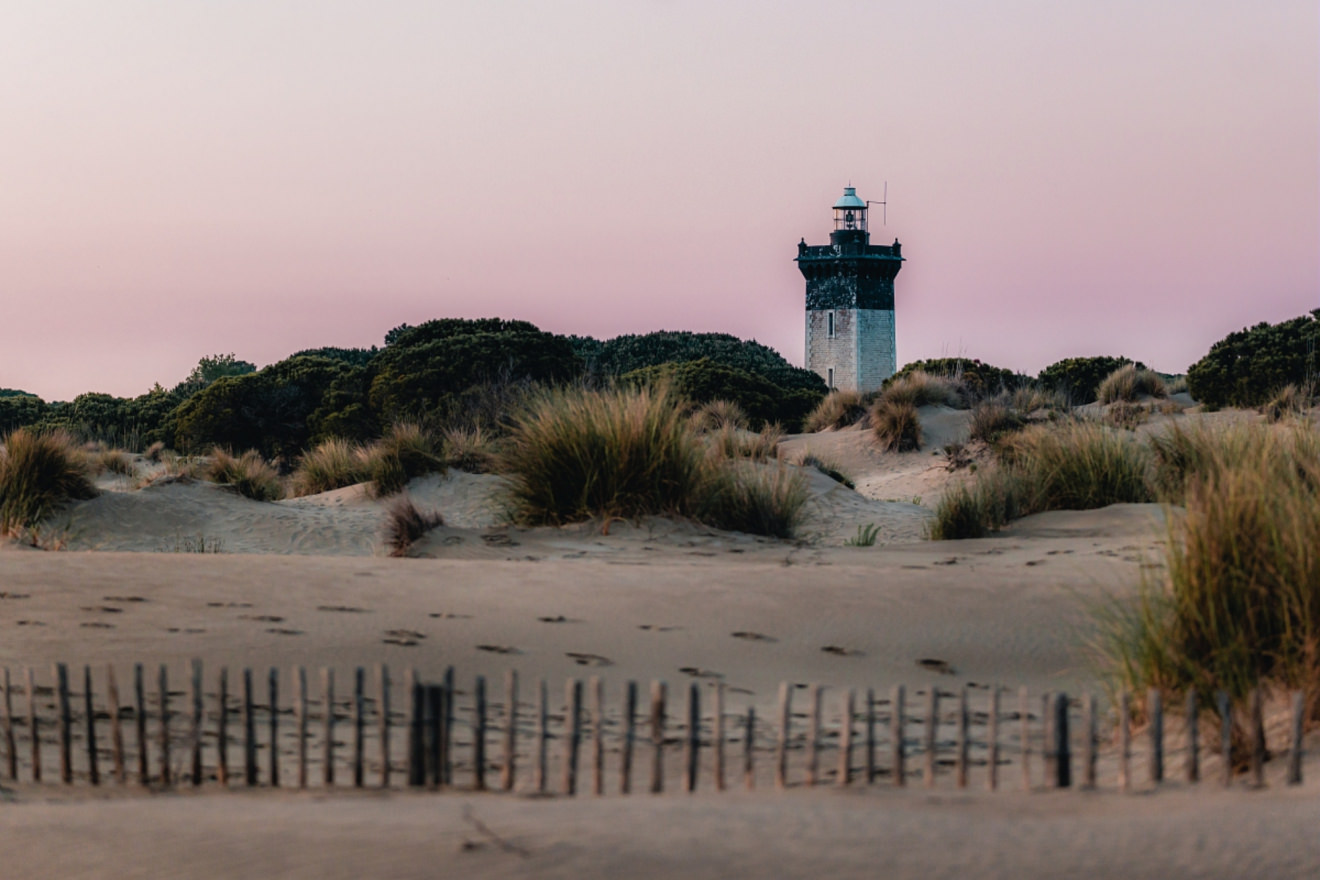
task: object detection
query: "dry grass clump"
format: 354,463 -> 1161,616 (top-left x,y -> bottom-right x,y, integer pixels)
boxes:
362,423 -> 445,499
500,384 -> 807,537
968,401 -> 1025,444
291,438 -> 368,496
442,426 -> 500,473
1097,364 -> 1168,404
1010,386 -> 1070,415
930,422 -> 1153,539
700,462 -> 808,539
792,451 -> 855,488
803,390 -> 869,432
144,441 -> 167,463
872,399 -> 922,452
92,449 -> 137,477
689,399 -> 749,433
1103,400 -> 1150,431
881,371 -> 967,409
709,423 -> 783,462
205,449 -> 284,502
0,429 -> 98,533
1260,383 -> 1314,423
383,495 -> 444,557
1095,420 -> 1320,723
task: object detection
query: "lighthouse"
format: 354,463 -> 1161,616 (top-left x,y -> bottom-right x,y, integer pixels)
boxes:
796,186 -> 904,393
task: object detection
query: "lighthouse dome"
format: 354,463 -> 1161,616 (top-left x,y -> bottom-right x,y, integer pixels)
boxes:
833,187 -> 866,209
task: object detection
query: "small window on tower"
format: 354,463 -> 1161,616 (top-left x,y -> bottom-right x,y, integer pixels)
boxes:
827,311 -> 835,338
827,367 -> 835,389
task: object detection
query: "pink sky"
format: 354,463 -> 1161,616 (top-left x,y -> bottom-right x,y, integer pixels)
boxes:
2,1 -> 1316,401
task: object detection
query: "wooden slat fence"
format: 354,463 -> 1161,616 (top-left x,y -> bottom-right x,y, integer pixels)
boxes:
0,663 -> 1307,794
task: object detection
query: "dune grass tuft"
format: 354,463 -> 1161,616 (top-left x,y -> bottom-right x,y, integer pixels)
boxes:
206,448 -> 284,502
699,461 -> 809,540
794,452 -> 855,489
442,426 -> 500,473
803,390 -> 869,432
881,371 -> 967,410
968,401 -> 1025,444
709,423 -> 783,462
690,399 -> 749,433
291,438 -> 368,496
872,399 -> 922,452
1097,364 -> 1168,404
0,429 -> 98,533
1261,383 -> 1314,423
93,449 -> 137,477
383,495 -> 445,557
362,423 -> 446,498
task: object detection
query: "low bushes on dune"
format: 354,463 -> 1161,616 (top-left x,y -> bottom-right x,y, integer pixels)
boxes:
1097,364 -> 1168,404
499,384 -> 807,537
0,429 -> 98,533
205,448 -> 284,502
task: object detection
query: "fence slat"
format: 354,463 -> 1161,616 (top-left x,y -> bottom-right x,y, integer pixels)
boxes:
269,668 -> 280,787
158,665 -> 171,786
107,665 -> 125,784
502,670 -> 518,792
2,668 -> 15,781
806,684 -> 821,787
987,686 -> 999,791
216,668 -> 229,786
441,667 -> 455,786
923,687 -> 938,789
1186,688 -> 1199,784
297,667 -> 308,789
621,680 -> 636,795
865,687 -> 876,785
744,705 -> 755,790
1019,686 -> 1030,792
536,679 -> 548,794
377,665 -> 391,788
1249,688 -> 1264,788
891,685 -> 905,788
56,663 -> 71,784
427,685 -> 442,787
474,675 -> 488,791
243,669 -> 256,787
838,689 -> 854,787
591,676 -> 604,796
1149,688 -> 1163,785
650,680 -> 666,794
1054,692 -> 1071,788
684,682 -> 699,793
83,666 -> 99,786
190,660 -> 203,786
1217,689 -> 1231,787
133,664 -> 145,785
714,682 -> 725,792
1082,693 -> 1097,789
1119,690 -> 1131,793
775,682 -> 790,790
1287,690 -> 1304,786
1042,692 -> 1054,784
353,667 -> 365,788
407,677 -> 424,787
563,678 -> 581,796
322,668 -> 335,787
955,687 -> 968,789
28,667 -> 42,783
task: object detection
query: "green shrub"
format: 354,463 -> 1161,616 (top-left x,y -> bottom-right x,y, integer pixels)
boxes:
1038,356 -> 1146,405
803,390 -> 870,432
1097,364 -> 1168,404
205,449 -> 284,502
1186,312 -> 1320,409
291,438 -> 368,496
872,399 -> 922,452
0,429 -> 98,532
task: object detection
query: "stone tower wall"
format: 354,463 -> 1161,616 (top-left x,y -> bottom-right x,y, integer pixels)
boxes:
805,308 -> 894,393
855,308 -> 896,391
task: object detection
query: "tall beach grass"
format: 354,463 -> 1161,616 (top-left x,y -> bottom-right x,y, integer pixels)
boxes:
0,429 -> 98,533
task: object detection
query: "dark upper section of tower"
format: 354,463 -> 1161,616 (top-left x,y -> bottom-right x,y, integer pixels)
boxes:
796,186 -> 904,311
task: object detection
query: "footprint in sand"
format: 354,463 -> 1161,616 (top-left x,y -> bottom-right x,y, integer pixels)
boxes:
317,605 -> 370,614
104,595 -> 146,603
16,620 -> 46,626
206,601 -> 253,608
537,615 -> 570,624
80,606 -> 123,614
240,614 -> 285,622
566,652 -> 612,667
933,557 -> 959,566
428,612 -> 472,620
638,624 -> 680,632
80,622 -> 115,629
477,645 -> 520,655
167,627 -> 207,634
0,592 -> 31,600
679,667 -> 722,679
917,658 -> 956,675
384,637 -> 419,647
268,628 -> 303,636
821,645 -> 865,658
386,629 -> 426,641
731,631 -> 776,643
